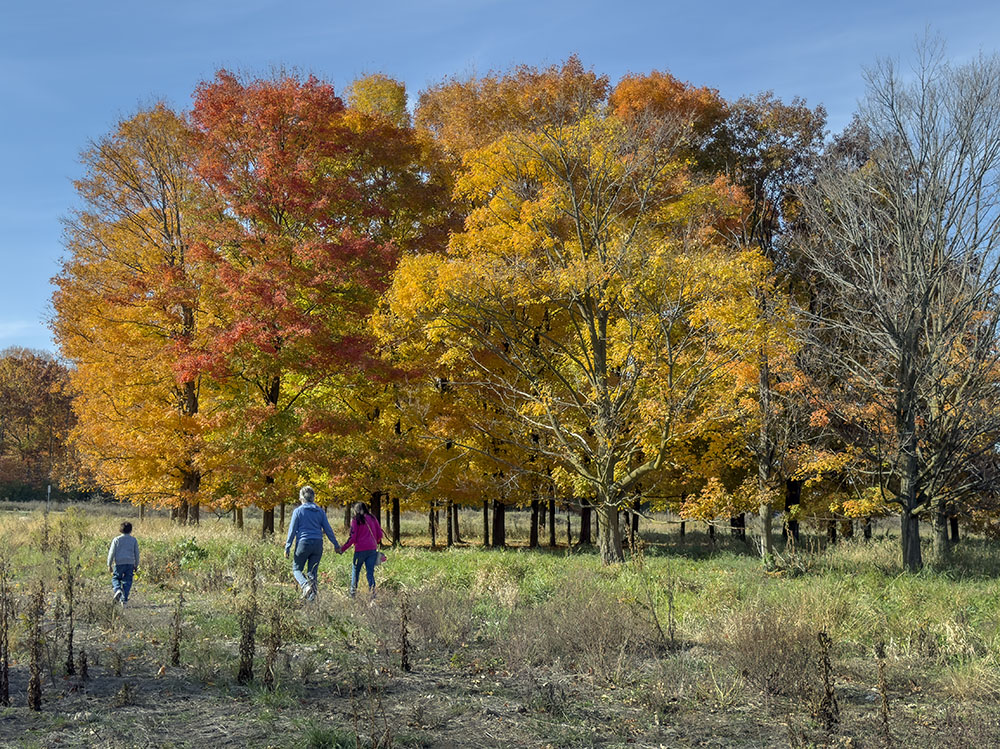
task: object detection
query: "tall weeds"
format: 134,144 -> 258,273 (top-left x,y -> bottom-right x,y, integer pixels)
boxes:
237,559 -> 259,685
0,557 -> 10,706
27,581 -> 44,711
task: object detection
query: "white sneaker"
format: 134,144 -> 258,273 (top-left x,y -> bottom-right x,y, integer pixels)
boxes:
306,579 -> 317,601
113,589 -> 123,603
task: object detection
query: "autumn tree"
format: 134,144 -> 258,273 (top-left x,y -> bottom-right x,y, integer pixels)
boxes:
382,60 -> 764,563
187,71 -> 402,535
53,105 -> 209,519
798,44 -> 1000,570
0,349 -> 74,499
717,93 -> 827,556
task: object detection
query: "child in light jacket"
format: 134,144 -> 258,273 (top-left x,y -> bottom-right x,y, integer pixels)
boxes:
107,521 -> 139,605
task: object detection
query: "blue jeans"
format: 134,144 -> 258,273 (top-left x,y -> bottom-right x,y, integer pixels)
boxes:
112,564 -> 135,602
292,538 -> 323,589
351,549 -> 378,597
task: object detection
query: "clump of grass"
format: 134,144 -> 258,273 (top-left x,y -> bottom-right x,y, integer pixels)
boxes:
501,568 -> 660,681
111,681 -> 136,707
709,601 -> 820,698
300,721 -> 352,749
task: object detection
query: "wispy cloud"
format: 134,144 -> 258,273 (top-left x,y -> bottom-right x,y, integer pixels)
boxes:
0,320 -> 48,344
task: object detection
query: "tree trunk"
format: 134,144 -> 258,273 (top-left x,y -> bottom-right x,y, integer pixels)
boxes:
179,470 -> 199,524
529,499 -> 539,548
595,502 -> 623,564
949,515 -> 959,544
482,500 -> 490,547
446,499 -> 454,547
901,510 -> 922,571
930,506 -> 950,566
565,506 -> 572,546
491,500 -> 506,548
236,507 -> 244,529
899,380 -> 923,572
344,506 -> 351,530
679,521 -> 686,539
783,479 -> 801,543
841,519 -> 854,541
827,518 -> 837,545
453,503 -> 462,543
370,491 -> 382,528
391,497 -> 401,547
631,499 -> 639,542
863,516 -> 873,540
262,475 -> 275,537
279,502 -> 285,533
548,497 -> 557,547
538,500 -> 546,532
578,499 -> 592,545
730,514 -> 745,541
429,505 -> 437,548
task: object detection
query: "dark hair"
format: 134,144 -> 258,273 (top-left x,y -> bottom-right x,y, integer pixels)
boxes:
120,522 -> 132,534
352,502 -> 369,521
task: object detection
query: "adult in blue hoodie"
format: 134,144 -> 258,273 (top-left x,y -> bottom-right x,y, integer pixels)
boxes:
284,486 -> 340,600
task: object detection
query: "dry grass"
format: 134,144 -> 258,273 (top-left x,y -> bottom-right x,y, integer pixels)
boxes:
0,504 -> 997,747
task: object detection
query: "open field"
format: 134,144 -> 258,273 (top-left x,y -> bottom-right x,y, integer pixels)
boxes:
0,505 -> 997,748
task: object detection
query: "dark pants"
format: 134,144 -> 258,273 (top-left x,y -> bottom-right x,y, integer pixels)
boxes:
112,564 -> 135,602
351,549 -> 378,597
292,538 -> 323,589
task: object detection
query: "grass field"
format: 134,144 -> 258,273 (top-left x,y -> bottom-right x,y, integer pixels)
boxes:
0,503 -> 998,748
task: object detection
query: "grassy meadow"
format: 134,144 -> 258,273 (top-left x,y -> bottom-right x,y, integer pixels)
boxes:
0,503 -> 998,748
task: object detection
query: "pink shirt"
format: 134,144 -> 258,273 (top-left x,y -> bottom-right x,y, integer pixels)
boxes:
340,514 -> 383,552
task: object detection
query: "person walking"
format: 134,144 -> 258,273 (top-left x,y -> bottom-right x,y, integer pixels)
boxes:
337,502 -> 384,599
107,521 -> 139,606
284,486 -> 340,601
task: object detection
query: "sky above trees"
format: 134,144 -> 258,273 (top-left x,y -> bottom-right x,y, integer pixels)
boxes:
1,0 -> 999,352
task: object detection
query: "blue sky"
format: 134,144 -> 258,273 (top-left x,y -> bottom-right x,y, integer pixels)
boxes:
2,0 -> 998,354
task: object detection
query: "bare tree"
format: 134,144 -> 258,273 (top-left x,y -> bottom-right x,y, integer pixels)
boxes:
798,42 -> 1000,570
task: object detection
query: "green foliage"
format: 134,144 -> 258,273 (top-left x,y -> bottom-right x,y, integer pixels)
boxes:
174,537 -> 209,566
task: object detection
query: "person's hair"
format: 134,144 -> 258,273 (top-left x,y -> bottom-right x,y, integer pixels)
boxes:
299,486 -> 315,503
120,522 -> 132,535
352,502 -> 369,521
